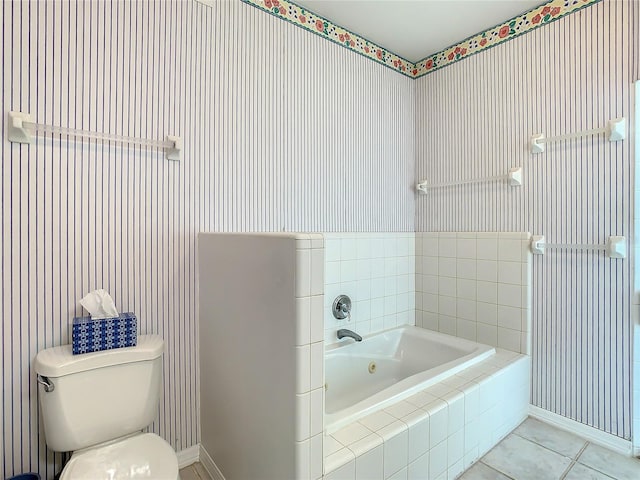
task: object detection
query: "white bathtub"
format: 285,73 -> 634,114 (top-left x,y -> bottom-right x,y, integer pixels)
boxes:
324,326 -> 495,433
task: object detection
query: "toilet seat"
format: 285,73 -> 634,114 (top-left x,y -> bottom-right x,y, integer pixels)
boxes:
60,433 -> 179,480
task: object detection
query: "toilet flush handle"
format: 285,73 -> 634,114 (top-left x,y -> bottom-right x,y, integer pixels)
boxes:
37,374 -> 55,393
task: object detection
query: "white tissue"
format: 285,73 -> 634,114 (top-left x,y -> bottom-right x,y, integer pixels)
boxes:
80,289 -> 119,319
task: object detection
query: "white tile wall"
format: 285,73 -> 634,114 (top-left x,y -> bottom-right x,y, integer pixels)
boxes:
295,234 -> 325,479
415,232 -> 532,354
322,351 -> 531,479
324,233 -> 416,344
355,444 -> 383,480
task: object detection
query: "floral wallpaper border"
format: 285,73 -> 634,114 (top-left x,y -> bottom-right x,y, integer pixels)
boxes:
241,0 -> 602,78
414,0 -> 602,77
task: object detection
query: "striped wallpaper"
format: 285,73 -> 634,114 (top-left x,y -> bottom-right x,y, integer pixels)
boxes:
0,0 -> 414,478
198,0 -> 415,233
415,0 -> 637,439
2,0 -> 635,475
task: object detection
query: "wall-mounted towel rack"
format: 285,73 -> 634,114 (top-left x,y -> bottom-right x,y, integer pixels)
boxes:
7,111 -> 181,161
416,166 -> 522,194
530,117 -> 625,154
530,235 -> 626,258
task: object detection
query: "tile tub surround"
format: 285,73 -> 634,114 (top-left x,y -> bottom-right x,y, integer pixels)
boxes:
324,233 -> 416,344
415,232 -> 532,354
323,350 -> 530,479
296,234 -> 326,480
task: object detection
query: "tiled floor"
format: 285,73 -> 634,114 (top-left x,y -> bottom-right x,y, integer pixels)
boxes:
460,417 -> 640,480
179,462 -> 212,480
178,419 -> 640,480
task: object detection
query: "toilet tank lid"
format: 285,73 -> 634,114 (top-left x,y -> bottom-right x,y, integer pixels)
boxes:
34,335 -> 164,378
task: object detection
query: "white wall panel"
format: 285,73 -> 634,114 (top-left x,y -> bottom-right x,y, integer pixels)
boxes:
0,1 -> 415,478
415,0 -> 637,439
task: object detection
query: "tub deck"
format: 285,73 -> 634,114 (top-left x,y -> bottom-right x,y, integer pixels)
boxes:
322,348 -> 530,480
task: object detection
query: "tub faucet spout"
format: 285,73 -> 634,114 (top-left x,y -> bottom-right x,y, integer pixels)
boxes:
337,329 -> 362,342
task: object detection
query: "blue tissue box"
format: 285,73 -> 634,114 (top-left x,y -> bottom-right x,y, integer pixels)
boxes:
72,312 -> 137,355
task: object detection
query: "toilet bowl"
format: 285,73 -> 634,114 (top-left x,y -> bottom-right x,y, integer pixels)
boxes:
60,433 -> 178,480
34,335 -> 179,480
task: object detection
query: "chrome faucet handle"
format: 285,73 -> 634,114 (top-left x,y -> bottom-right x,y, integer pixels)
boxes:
332,295 -> 352,320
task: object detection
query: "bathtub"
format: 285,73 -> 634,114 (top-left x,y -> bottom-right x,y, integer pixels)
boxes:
324,326 -> 495,433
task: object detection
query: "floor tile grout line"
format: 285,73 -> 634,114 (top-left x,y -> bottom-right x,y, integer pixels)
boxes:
481,431 -> 583,480
194,464 -> 205,480
574,441 -> 590,461
179,462 -> 211,480
573,442 -> 624,480
558,459 -> 577,480
512,429 -> 588,462
467,420 -> 640,480
508,430 -> 589,480
559,441 -> 591,480
478,460 -> 517,479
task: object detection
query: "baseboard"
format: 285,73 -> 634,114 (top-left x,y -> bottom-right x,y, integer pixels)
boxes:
199,444 -> 226,480
177,444 -> 201,468
529,405 -> 633,457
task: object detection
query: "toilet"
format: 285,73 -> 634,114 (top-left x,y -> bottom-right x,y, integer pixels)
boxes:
34,335 -> 179,479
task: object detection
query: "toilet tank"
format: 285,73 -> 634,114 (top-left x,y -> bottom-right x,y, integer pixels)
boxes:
34,335 -> 164,452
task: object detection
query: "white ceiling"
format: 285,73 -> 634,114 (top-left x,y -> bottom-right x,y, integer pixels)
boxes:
294,0 -> 544,62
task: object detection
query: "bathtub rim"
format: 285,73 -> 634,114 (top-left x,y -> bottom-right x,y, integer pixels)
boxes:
324,325 -> 496,434
325,324 -> 490,352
